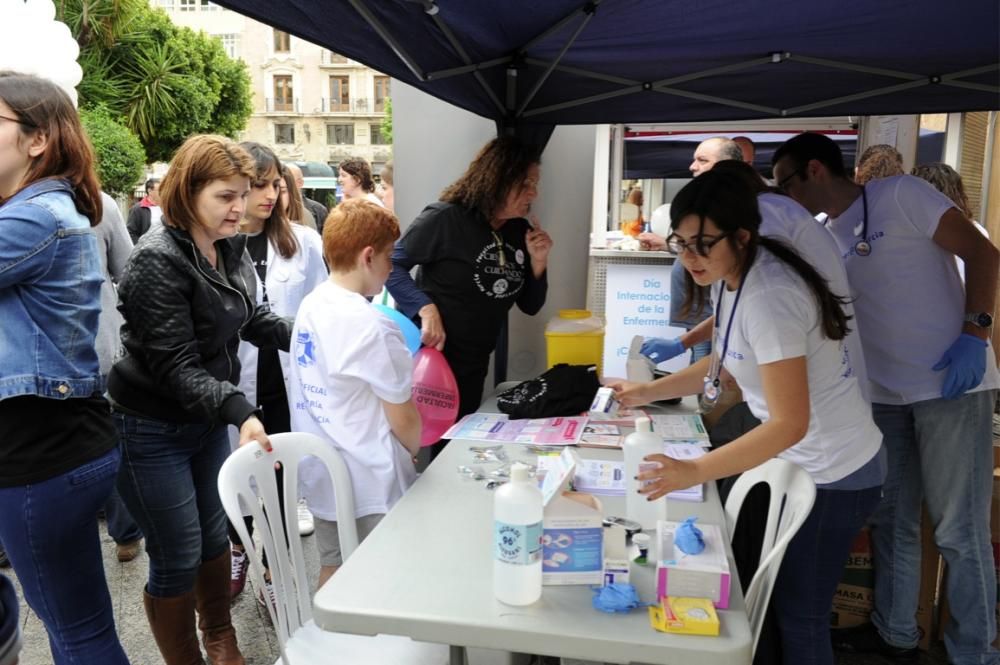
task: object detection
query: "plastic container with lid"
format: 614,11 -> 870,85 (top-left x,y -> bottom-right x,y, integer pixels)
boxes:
544,309 -> 605,375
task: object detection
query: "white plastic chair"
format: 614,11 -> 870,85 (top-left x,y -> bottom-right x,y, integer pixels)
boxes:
723,458 -> 817,656
218,432 -> 448,665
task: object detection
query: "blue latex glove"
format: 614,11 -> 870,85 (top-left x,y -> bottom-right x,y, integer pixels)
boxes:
640,336 -> 685,363
932,333 -> 987,399
675,517 -> 705,555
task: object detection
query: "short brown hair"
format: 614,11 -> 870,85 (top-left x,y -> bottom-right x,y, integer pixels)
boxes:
322,199 -> 399,271
0,71 -> 102,225
160,135 -> 255,232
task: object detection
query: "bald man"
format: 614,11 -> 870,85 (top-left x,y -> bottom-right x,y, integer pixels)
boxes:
286,163 -> 329,234
688,136 -> 744,176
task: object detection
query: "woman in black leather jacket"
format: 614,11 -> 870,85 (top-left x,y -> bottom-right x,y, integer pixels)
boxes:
108,135 -> 291,665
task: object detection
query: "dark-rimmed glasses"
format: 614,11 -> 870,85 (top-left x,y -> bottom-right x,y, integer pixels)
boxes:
776,168 -> 806,192
0,113 -> 36,128
667,232 -> 731,257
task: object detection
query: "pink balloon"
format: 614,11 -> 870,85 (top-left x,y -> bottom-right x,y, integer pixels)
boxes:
411,348 -> 460,447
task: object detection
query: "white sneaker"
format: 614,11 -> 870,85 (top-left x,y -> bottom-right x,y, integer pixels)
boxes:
297,499 -> 314,536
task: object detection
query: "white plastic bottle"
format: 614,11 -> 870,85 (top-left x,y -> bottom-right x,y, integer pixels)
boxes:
493,462 -> 543,605
624,417 -> 667,530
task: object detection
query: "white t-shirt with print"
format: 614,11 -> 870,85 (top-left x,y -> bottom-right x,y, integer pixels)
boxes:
287,281 -> 417,521
716,250 -> 882,484
758,192 -> 869,402
826,175 -> 1000,404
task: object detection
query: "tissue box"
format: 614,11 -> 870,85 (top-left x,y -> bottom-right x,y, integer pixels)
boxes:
656,521 -> 732,609
543,492 -> 604,585
602,524 -> 630,586
540,448 -> 604,585
589,386 -> 619,415
649,597 -> 721,636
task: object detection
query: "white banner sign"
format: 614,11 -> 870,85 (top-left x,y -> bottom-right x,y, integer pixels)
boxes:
602,262 -> 690,379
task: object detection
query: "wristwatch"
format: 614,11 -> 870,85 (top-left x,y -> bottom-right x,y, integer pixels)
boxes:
964,312 -> 994,328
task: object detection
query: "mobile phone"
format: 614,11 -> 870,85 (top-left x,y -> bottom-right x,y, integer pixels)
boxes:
603,516 -> 642,536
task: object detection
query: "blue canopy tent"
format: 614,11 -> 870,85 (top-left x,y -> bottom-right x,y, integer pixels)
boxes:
211,0 -> 997,381
212,0 -> 998,132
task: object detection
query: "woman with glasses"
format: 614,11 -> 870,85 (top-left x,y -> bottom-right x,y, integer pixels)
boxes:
610,170 -> 884,665
0,71 -> 129,663
385,137 -> 553,456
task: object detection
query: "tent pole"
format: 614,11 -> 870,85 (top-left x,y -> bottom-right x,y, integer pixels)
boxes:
427,57 -> 512,81
346,0 -> 426,81
426,10 -> 506,114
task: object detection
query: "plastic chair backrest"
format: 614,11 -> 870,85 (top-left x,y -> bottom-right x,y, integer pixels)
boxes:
723,458 -> 816,656
218,432 -> 358,662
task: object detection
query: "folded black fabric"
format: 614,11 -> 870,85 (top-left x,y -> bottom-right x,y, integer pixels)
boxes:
497,364 -> 601,419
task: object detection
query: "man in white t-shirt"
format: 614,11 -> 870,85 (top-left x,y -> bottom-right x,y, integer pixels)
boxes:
773,133 -> 1000,665
287,199 -> 419,589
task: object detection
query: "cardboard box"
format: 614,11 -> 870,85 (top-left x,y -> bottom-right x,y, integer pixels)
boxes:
539,448 -> 604,586
656,521 -> 732,608
830,510 -> 942,651
649,597 -> 721,636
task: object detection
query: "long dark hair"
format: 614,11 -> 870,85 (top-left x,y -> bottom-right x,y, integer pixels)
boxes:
239,142 -> 298,259
440,137 -> 540,222
670,170 -> 851,341
0,71 -> 102,225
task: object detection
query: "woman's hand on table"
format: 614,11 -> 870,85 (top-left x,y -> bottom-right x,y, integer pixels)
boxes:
606,379 -> 650,408
239,415 -> 272,453
636,454 -> 702,501
418,303 -> 446,350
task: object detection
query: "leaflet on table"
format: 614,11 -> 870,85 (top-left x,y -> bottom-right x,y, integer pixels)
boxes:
650,414 -> 709,443
537,443 -> 706,502
442,413 -> 587,446
585,408 -> 649,427
579,423 -> 623,449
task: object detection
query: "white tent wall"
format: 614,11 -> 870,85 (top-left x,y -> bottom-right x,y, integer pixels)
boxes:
394,81 -> 596,385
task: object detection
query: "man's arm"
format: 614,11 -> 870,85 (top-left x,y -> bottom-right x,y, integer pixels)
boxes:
933,207 -> 1000,341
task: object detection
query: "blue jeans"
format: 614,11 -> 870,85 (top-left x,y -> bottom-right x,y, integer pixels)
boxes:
103,487 -> 142,545
771,484 -> 882,665
114,413 -> 231,597
0,447 -> 129,664
870,390 -> 998,665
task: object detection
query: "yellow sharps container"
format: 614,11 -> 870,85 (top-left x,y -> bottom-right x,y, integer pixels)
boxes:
544,309 -> 605,375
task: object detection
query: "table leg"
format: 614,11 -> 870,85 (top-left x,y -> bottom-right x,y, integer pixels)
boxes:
450,644 -> 467,665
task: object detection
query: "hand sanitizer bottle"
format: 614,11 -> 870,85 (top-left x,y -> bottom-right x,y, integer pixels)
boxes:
624,417 -> 667,530
494,462 -> 543,605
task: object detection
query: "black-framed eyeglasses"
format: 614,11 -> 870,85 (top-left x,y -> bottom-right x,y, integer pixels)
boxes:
667,232 -> 731,257
776,168 -> 806,192
0,113 -> 36,129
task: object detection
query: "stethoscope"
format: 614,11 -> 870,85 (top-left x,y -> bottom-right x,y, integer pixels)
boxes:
852,186 -> 871,257
700,274 -> 747,413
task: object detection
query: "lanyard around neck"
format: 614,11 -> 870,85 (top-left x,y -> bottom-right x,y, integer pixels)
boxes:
709,274 -> 747,385
852,185 -> 871,256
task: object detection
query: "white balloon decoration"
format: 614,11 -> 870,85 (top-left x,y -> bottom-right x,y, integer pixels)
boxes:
0,0 -> 83,106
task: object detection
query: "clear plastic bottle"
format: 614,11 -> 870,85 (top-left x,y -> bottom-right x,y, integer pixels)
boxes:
493,462 -> 543,605
624,417 -> 667,530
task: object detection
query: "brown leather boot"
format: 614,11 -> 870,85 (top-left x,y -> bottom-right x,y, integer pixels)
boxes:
143,588 -> 205,665
194,551 -> 246,665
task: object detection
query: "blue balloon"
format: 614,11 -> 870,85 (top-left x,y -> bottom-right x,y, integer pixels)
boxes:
373,303 -> 422,355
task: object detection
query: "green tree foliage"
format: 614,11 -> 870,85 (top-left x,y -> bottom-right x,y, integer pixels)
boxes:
58,0 -> 253,163
79,105 -> 146,197
380,96 -> 393,144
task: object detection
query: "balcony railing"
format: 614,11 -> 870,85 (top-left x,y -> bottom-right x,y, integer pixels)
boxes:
265,97 -> 300,113
320,98 -> 351,113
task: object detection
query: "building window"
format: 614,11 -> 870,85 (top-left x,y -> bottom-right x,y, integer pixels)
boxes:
370,123 -> 388,145
322,50 -> 348,65
200,0 -> 218,9
273,30 -> 290,53
274,123 -> 295,144
374,76 -> 390,112
179,0 -> 196,11
326,124 -> 354,145
215,33 -> 239,59
158,0 -> 175,9
273,75 -> 294,112
328,76 -> 350,112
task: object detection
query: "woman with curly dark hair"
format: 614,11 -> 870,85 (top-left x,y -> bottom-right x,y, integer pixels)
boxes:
386,137 -> 553,455
854,144 -> 904,186
338,156 -> 383,206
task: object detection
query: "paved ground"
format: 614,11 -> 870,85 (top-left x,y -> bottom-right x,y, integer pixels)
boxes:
5,518 -> 953,665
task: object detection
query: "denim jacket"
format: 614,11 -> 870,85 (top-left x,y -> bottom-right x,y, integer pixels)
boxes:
0,179 -> 104,400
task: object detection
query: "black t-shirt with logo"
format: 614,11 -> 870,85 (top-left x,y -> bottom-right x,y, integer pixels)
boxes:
400,202 -> 547,370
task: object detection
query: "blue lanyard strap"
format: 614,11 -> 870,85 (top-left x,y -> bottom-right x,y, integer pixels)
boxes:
710,274 -> 747,385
